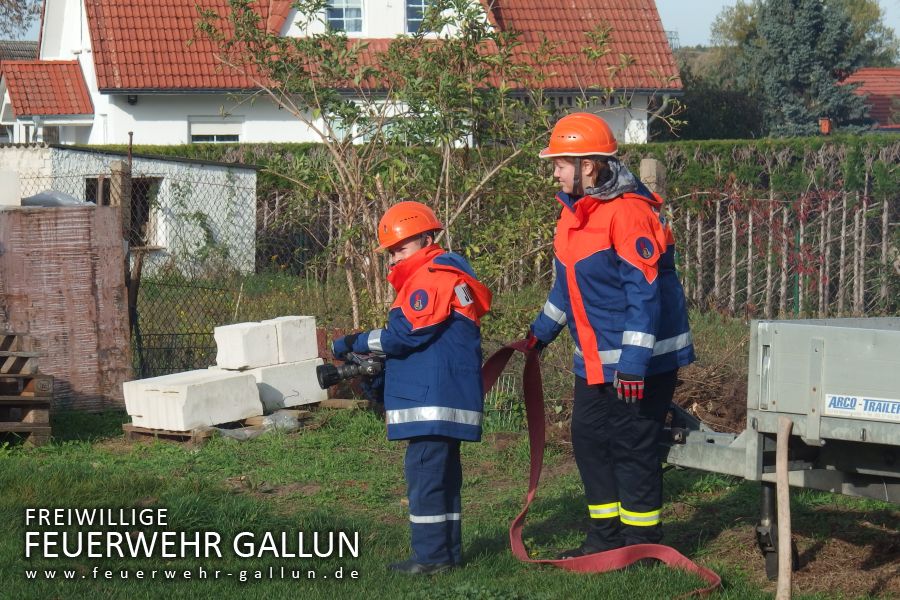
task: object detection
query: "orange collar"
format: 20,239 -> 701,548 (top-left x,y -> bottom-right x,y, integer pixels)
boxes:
387,244 -> 444,292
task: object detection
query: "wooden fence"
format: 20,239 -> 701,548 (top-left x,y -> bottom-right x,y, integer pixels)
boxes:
672,190 -> 896,318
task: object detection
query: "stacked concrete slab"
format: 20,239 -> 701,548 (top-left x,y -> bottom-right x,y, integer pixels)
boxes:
123,315 -> 327,430
123,370 -> 261,431
213,316 -> 326,413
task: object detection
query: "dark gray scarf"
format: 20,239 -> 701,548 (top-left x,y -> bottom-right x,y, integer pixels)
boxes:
585,157 -> 639,200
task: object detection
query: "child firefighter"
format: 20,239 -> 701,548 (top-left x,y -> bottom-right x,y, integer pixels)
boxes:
331,201 -> 492,574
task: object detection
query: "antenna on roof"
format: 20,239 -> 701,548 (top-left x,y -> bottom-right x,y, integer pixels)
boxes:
665,30 -> 680,51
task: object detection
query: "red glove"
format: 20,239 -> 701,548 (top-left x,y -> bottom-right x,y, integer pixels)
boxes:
614,372 -> 644,403
524,331 -> 546,353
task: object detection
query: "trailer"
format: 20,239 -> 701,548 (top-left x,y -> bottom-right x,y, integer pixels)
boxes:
663,317 -> 900,579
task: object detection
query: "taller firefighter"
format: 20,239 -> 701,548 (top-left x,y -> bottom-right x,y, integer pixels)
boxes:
525,113 -> 694,557
332,201 -> 492,574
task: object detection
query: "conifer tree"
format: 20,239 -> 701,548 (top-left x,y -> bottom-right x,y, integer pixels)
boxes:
728,0 -> 877,135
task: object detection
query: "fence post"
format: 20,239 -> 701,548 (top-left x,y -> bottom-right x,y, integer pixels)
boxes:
110,160 -> 132,239
640,158 -> 666,196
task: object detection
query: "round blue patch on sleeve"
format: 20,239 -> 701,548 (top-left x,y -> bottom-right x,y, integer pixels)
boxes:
635,237 -> 655,260
409,289 -> 429,311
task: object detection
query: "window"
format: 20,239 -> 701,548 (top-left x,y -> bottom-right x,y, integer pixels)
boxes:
130,177 -> 162,246
85,176 -> 161,245
191,133 -> 241,144
406,0 -> 427,33
190,133 -> 239,143
189,118 -> 243,143
327,0 -> 362,33
85,176 -> 112,206
42,126 -> 60,144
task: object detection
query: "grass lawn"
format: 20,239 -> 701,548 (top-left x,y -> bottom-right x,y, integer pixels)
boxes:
1,408 -> 897,600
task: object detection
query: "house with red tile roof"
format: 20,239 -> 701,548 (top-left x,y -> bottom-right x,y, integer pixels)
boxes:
2,0 -> 679,145
842,67 -> 900,131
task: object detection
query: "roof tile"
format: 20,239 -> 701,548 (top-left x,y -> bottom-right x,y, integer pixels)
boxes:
843,67 -> 900,126
82,0 -> 677,92
1,60 -> 94,116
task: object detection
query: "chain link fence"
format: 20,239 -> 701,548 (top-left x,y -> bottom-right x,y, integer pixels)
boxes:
16,159 -> 305,379
11,141 -> 900,379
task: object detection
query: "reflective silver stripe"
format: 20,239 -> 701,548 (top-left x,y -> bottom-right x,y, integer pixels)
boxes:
619,506 -> 661,526
409,513 -> 461,524
598,349 -> 621,364
622,330 -> 655,349
576,345 -> 621,364
575,332 -> 692,364
386,406 -> 482,427
367,329 -> 383,353
652,332 -> 693,356
542,301 -> 567,325
588,503 -> 619,519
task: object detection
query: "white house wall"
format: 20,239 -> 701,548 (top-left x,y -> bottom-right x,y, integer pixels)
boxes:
38,0 -> 654,145
282,3 -> 464,37
0,146 -> 53,196
48,148 -> 257,276
84,94 -> 324,146
39,0 -> 89,61
622,95 -> 650,145
0,146 -> 256,275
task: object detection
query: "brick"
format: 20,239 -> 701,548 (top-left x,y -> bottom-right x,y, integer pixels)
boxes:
213,321 -> 279,370
261,315 -> 318,363
123,369 -> 262,431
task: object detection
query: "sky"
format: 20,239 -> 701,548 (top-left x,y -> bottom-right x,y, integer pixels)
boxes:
17,0 -> 900,46
656,0 -> 900,47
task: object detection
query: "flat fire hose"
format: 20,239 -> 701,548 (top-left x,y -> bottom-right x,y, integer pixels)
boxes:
481,341 -> 721,597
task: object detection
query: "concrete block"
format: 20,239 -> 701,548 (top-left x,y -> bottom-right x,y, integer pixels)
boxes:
123,369 -> 262,431
212,358 -> 327,412
214,321 -> 279,369
262,315 -> 318,363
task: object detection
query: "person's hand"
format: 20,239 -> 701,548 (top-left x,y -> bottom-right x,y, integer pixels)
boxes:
361,372 -> 385,404
331,333 -> 360,360
524,330 -> 547,353
614,372 -> 644,403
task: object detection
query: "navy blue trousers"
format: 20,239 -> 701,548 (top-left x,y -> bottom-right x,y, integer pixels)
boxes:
404,436 -> 462,565
572,370 -> 677,548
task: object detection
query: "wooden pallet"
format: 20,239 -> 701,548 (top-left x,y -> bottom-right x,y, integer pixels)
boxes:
123,409 -> 316,445
0,332 -> 33,352
0,397 -> 51,446
0,335 -> 52,446
122,423 -> 216,445
0,351 -> 41,375
0,373 -> 53,397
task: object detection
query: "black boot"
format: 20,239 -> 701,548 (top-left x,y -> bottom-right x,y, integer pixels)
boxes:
388,559 -> 455,575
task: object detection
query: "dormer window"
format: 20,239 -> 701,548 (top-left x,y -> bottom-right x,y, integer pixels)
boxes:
327,0 -> 363,33
406,0 -> 427,33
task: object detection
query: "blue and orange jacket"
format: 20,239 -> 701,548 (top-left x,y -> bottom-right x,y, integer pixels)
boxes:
530,183 -> 694,384
344,244 -> 492,441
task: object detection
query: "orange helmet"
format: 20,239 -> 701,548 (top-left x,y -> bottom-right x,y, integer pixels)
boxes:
376,201 -> 443,251
539,112 -> 617,158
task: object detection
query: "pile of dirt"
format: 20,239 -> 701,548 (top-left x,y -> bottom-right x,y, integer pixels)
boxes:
673,364 -> 748,433
708,516 -> 900,598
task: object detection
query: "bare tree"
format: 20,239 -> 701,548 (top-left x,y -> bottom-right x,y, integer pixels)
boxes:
0,0 -> 40,40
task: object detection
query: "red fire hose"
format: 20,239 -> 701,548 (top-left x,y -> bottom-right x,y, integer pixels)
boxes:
481,341 -> 721,597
